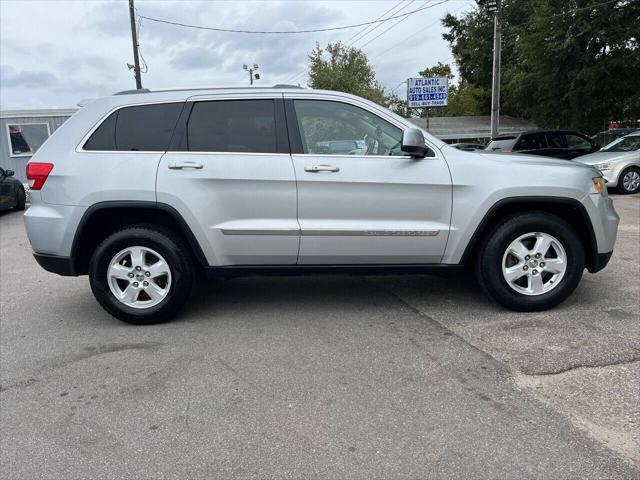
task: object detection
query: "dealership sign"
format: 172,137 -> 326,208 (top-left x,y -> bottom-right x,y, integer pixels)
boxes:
407,77 -> 448,108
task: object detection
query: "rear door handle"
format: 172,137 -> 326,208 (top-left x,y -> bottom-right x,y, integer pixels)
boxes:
304,165 -> 340,173
168,162 -> 203,170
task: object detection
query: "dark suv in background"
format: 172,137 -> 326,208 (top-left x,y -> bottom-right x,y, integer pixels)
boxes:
486,130 -> 600,160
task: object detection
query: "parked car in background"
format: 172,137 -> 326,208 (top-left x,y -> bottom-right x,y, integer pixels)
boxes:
576,131 -> 640,194
0,167 -> 26,211
486,130 -> 600,160
591,128 -> 639,149
449,142 -> 486,151
24,86 -> 618,324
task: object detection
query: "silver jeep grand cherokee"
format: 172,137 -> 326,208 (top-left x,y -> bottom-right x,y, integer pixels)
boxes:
24,86 -> 619,324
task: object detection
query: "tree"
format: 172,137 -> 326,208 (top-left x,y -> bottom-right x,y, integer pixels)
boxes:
442,0 -> 640,133
307,42 -> 390,107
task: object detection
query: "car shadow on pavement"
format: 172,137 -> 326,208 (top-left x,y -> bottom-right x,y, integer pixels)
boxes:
180,272 -> 485,323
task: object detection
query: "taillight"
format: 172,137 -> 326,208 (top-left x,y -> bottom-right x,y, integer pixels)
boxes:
26,162 -> 54,190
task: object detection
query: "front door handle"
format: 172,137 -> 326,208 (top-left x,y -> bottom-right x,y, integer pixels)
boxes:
304,165 -> 340,173
168,162 -> 203,170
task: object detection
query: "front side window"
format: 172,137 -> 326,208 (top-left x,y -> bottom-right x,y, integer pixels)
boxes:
84,102 -> 182,151
187,100 -> 277,153
294,100 -> 404,156
566,134 -> 592,149
7,123 -> 50,157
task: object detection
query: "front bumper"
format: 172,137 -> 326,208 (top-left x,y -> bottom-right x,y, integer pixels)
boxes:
33,253 -> 76,276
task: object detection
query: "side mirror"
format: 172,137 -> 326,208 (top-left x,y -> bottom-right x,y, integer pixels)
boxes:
5,170 -> 14,177
401,128 -> 428,158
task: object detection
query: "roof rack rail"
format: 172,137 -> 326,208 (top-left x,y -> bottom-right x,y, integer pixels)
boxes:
114,88 -> 151,95
113,84 -> 304,96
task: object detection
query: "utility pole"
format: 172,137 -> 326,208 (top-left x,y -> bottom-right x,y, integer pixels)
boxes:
129,0 -> 143,89
477,0 -> 501,138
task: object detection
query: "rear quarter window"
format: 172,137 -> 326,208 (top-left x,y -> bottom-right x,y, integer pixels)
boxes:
83,102 -> 183,151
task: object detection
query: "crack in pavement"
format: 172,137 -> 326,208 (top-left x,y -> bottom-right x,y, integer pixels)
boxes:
523,357 -> 640,377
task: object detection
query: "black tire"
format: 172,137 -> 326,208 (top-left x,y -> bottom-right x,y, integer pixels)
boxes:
616,166 -> 640,194
89,225 -> 194,325
476,212 -> 585,311
14,187 -> 25,211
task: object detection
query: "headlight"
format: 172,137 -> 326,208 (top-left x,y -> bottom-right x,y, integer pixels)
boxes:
592,176 -> 608,196
594,162 -> 610,171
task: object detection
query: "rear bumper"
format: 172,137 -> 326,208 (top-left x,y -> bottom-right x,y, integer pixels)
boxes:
33,253 -> 76,276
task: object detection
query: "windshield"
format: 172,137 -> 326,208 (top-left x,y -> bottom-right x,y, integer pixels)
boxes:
601,135 -> 640,152
486,138 -> 516,151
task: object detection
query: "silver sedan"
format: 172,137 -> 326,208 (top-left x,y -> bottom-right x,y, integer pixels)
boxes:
577,132 -> 640,194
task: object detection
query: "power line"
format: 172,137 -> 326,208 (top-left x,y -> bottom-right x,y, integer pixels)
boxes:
139,2 -> 454,35
359,0 -> 446,50
343,0 -> 406,45
370,2 -> 469,61
349,1 -> 416,47
286,0 -> 449,84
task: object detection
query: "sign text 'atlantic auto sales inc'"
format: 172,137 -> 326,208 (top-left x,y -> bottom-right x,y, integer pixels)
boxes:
407,77 -> 449,108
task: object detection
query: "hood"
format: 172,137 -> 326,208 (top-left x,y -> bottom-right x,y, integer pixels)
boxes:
575,151 -> 636,166
478,151 -> 594,170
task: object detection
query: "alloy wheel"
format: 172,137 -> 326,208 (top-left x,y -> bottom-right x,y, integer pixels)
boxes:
501,232 -> 567,296
107,246 -> 172,308
622,169 -> 640,193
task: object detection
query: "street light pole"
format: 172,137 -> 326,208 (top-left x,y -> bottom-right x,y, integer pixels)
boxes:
128,0 -> 143,89
490,0 -> 502,138
477,0 -> 501,138
243,63 -> 260,85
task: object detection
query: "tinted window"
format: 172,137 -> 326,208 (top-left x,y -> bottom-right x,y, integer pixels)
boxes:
545,132 -> 566,148
514,133 -> 545,150
486,137 -> 517,151
84,103 -> 182,151
294,100 -> 406,156
565,133 -> 592,149
187,100 -> 277,153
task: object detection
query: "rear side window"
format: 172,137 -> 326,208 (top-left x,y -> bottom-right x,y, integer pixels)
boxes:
187,100 -> 277,153
545,132 -> 566,148
83,103 -> 182,151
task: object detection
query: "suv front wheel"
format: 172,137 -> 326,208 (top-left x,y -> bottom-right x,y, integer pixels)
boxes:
89,226 -> 194,324
476,212 -> 585,311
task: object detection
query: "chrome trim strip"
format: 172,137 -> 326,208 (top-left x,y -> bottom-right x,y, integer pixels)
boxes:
302,229 -> 440,236
221,228 -> 440,236
221,228 -> 299,236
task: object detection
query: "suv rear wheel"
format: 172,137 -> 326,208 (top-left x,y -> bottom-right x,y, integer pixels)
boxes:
476,212 -> 585,311
89,226 -> 194,324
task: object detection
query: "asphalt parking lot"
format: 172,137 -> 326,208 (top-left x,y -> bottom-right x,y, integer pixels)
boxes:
1,194 -> 638,479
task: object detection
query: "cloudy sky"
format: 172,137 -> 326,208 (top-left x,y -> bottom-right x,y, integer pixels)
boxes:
0,0 -> 475,109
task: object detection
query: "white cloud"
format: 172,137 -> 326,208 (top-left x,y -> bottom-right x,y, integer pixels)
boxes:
0,0 -> 475,108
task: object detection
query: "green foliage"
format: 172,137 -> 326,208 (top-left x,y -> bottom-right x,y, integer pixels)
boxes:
442,0 -> 640,133
307,42 -> 390,106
